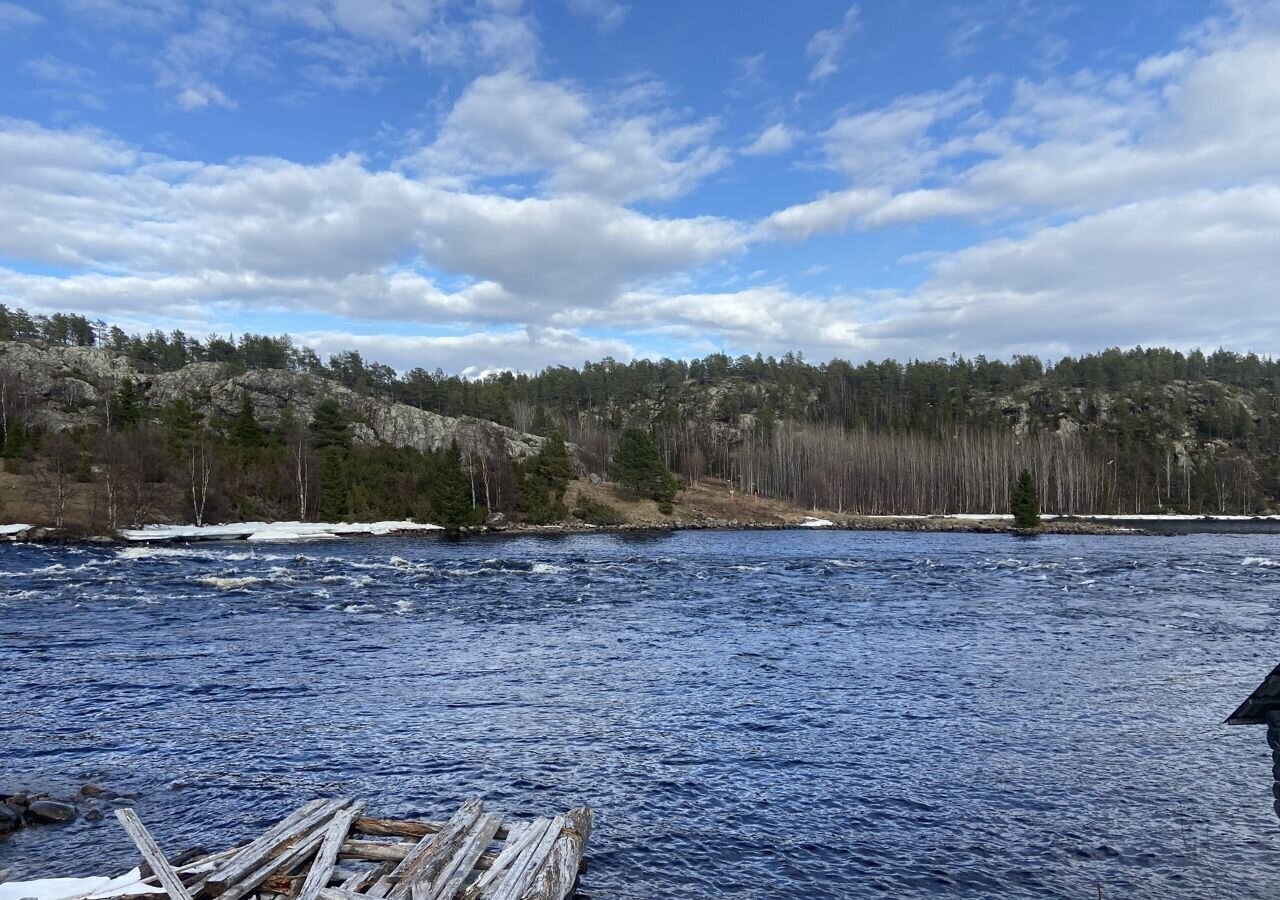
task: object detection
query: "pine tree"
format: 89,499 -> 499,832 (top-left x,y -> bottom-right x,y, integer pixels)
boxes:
432,439 -> 475,528
612,427 -> 678,513
1012,468 -> 1040,528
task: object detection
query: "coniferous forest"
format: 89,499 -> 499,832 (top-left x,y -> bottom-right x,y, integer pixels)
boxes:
1,303 -> 1278,529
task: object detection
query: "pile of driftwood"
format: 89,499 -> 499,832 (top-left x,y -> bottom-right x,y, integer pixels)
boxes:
110,798 -> 591,900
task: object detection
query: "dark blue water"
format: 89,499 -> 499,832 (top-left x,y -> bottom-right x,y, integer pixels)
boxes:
3,531 -> 1280,898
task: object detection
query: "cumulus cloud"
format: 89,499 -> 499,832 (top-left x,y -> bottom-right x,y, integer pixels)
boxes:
414,71 -> 730,203
806,5 -> 860,83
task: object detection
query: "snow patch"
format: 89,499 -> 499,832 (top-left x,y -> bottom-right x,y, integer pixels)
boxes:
0,868 -> 163,900
0,523 -> 34,536
119,520 -> 443,543
799,517 -> 835,528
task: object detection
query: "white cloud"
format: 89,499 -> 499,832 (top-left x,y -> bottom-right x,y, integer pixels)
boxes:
742,123 -> 797,157
298,327 -> 635,377
563,0 -> 627,31
0,1 -> 42,30
415,71 -> 730,203
806,5 -> 860,83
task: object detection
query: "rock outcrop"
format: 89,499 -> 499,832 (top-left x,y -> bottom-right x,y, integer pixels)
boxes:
0,341 -> 547,460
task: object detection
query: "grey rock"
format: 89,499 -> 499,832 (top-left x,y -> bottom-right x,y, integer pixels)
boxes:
80,783 -> 106,797
84,808 -> 104,823
28,800 -> 77,823
484,511 -> 509,530
0,803 -> 21,831
588,472 -> 602,485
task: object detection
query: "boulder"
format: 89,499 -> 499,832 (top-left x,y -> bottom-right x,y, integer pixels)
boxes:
0,803 -> 21,831
28,800 -> 77,824
484,511 -> 509,530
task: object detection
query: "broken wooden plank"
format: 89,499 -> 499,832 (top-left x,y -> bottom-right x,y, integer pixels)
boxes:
484,816 -> 563,900
340,841 -> 412,863
464,821 -> 545,899
354,819 -> 510,843
414,813 -> 502,900
113,809 -> 195,900
389,801 -> 487,900
517,808 -> 593,900
319,888 -> 379,900
297,804 -> 367,900
205,799 -> 345,894
217,810 -> 349,900
368,798 -> 482,900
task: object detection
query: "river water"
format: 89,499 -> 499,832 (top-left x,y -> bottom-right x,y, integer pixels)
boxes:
3,530 -> 1280,898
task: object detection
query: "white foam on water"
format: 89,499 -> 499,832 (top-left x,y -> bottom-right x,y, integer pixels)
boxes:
195,575 -> 264,589
1244,557 -> 1279,567
394,599 -> 415,614
531,562 -> 568,574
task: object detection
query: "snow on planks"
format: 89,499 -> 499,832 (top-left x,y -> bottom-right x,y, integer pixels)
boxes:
73,798 -> 591,900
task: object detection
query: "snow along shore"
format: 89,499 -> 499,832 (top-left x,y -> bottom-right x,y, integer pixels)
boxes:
117,520 -> 443,543
0,868 -> 162,900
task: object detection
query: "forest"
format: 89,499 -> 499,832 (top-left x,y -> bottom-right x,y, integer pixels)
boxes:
1,302 -> 1277,528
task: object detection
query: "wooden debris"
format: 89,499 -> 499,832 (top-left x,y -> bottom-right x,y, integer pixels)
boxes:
113,809 -> 195,900
94,798 -> 592,900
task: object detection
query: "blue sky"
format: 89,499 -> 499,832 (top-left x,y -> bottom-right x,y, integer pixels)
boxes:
1,0 -> 1278,375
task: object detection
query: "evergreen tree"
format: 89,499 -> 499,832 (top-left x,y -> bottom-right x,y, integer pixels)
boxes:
229,393 -> 264,449
1012,468 -> 1040,528
516,430 -> 575,523
309,399 -> 350,450
612,427 -> 679,513
432,439 -> 476,528
317,448 -> 349,521
115,379 -> 141,430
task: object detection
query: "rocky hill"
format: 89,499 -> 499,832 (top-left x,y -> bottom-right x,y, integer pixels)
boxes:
0,341 -> 546,461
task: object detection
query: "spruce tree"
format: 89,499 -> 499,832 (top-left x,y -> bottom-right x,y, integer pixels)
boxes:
229,393 -> 264,449
1012,468 -> 1040,528
516,430 -> 575,523
612,427 -> 678,513
116,379 -> 141,430
432,439 -> 475,528
309,399 -> 350,451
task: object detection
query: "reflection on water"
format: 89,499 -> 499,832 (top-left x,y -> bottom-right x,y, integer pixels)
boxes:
2,530 -> 1280,899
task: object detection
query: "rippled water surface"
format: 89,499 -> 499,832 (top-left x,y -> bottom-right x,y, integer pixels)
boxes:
3,530 -> 1280,898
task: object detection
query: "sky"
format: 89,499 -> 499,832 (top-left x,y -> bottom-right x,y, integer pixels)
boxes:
1,0 -> 1278,376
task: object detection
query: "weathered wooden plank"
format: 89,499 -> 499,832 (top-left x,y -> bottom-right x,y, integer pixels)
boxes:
368,798 -> 482,900
484,817 -> 563,900
354,820 -> 509,843
416,813 -> 502,900
217,812 -> 344,900
339,841 -> 411,863
113,809 -> 195,900
320,888 -> 379,900
205,799 -> 344,894
464,821 -> 544,899
517,808 -> 592,900
344,861 -> 394,894
297,804 -> 367,900
389,801 -> 486,900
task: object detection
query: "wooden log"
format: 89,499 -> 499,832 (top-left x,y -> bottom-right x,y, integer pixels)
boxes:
464,822 -> 544,899
389,802 -> 486,900
340,842 -> 411,863
343,861 -> 394,894
484,817 -> 563,900
320,888 -> 379,900
205,799 -> 344,895
415,813 -> 502,900
518,808 -> 592,900
297,804 -> 366,900
217,812 -> 344,900
355,819 -> 509,843
114,809 -> 195,900
369,798 -> 482,900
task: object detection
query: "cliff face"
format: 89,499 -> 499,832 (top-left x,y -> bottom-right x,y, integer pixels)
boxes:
0,341 -> 546,460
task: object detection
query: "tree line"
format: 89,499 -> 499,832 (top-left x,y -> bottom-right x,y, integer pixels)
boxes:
2,302 -> 1278,519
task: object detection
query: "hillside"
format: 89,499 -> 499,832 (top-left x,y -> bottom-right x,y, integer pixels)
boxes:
1,305 -> 1278,531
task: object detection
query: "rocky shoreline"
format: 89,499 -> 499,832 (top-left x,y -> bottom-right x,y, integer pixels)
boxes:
1,785 -> 136,838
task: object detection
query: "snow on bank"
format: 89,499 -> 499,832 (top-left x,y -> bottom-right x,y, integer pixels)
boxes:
118,520 -> 443,543
0,523 -> 34,536
0,869 -> 162,900
799,516 -> 835,528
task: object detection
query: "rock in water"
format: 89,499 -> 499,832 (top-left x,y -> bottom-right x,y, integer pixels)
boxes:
0,803 -> 21,832
28,800 -> 77,823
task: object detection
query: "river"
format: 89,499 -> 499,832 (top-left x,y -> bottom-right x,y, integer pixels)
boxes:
2,530 -> 1279,898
